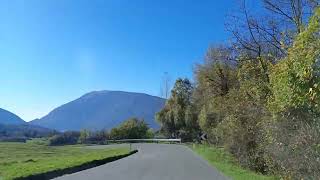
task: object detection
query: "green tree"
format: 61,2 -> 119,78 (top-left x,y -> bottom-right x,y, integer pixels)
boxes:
79,129 -> 90,144
270,7 -> 320,113
156,78 -> 199,140
193,46 -> 239,143
49,131 -> 80,146
109,118 -> 150,139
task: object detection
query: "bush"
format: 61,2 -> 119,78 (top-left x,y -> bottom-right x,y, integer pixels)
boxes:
264,110 -> 320,179
85,131 -> 108,144
49,131 -> 80,146
215,89 -> 270,173
198,96 -> 226,145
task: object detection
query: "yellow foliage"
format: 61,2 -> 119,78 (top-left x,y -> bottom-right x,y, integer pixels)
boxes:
269,7 -> 320,113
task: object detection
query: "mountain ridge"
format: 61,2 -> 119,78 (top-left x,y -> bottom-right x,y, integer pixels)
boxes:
0,108 -> 58,140
30,90 -> 166,131
0,108 -> 26,125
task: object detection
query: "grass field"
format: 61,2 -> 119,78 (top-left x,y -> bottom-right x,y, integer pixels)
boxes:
0,142 -> 130,180
190,144 -> 277,180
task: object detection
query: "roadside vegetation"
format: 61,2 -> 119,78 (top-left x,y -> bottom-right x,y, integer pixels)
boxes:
0,123 -> 58,143
156,1 -> 320,179
190,144 -> 275,180
48,118 -> 154,146
0,142 -> 130,180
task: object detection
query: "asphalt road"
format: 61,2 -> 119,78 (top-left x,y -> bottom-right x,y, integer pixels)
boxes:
55,143 -> 227,180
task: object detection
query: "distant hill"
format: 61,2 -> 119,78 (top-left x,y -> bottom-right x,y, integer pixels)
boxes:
0,108 -> 57,140
0,108 -> 25,125
0,123 -> 58,140
30,91 -> 166,131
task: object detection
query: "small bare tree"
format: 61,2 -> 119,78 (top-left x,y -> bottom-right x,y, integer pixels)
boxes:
160,72 -> 171,99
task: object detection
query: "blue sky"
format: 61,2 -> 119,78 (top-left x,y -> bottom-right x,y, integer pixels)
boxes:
0,0 -> 236,121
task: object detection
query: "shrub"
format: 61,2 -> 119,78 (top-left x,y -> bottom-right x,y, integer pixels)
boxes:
264,110 -> 320,179
216,89 -> 270,173
49,131 -> 80,146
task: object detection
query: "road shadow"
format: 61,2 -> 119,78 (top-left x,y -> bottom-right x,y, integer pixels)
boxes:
15,150 -> 138,180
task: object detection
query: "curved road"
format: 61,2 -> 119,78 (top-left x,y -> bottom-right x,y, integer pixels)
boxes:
55,143 -> 227,180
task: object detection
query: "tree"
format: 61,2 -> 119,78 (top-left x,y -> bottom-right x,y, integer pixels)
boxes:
85,130 -> 108,144
49,131 -> 80,146
227,0 -> 318,60
263,7 -> 320,178
156,78 -> 199,140
194,46 -> 238,100
193,46 -> 239,143
269,7 -> 320,113
109,118 -> 150,139
79,129 -> 91,144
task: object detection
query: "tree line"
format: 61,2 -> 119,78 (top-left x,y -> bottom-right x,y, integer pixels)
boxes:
0,124 -> 58,142
156,0 -> 320,178
49,118 -> 154,146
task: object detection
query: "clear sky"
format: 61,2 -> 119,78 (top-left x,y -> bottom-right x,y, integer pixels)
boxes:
0,0 -> 236,121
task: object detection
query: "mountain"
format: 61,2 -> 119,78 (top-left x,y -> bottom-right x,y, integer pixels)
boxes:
0,108 -> 57,141
0,108 -> 26,125
0,123 -> 58,140
31,91 -> 166,131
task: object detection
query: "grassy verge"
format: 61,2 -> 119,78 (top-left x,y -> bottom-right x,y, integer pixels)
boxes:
0,142 -> 131,180
190,144 -> 277,180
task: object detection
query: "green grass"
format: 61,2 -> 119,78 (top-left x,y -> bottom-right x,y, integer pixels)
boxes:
190,144 -> 277,180
0,142 -> 130,180
26,138 -> 50,145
